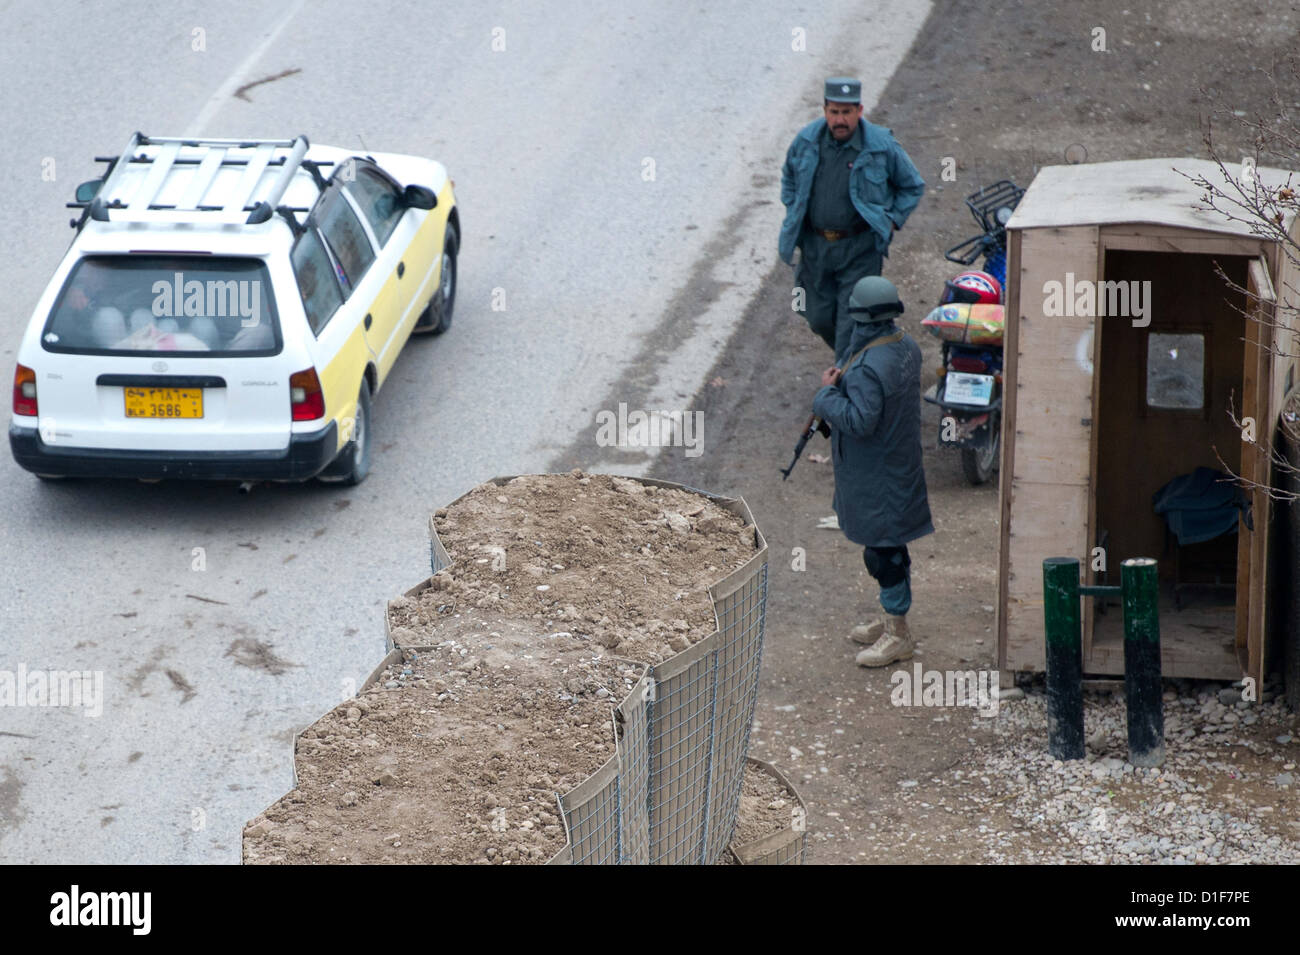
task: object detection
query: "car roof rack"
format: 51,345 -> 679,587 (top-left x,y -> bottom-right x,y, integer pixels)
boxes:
79,133 -> 321,226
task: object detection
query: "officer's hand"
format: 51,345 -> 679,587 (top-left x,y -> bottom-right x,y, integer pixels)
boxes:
821,366 -> 841,387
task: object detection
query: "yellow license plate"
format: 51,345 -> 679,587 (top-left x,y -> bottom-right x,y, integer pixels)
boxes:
123,387 -> 203,419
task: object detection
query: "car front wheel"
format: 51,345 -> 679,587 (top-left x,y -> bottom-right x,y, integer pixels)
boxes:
413,225 -> 457,335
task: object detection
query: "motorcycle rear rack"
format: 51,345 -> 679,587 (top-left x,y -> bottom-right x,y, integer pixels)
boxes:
943,179 -> 1025,266
962,179 -> 1025,233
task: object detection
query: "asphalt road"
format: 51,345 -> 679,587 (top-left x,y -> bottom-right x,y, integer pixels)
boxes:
0,0 -> 929,863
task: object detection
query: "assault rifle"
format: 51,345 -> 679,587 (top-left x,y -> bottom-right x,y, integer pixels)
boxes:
779,390 -> 834,481
779,328 -> 905,480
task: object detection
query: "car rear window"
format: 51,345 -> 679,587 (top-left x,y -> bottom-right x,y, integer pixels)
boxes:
43,255 -> 280,356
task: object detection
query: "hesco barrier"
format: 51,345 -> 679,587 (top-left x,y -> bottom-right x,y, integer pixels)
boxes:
382,575 -> 656,865
547,668 -> 654,865
729,758 -> 808,866
405,475 -> 770,865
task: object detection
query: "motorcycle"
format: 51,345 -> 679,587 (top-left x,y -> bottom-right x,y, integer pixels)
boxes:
922,179 -> 1024,485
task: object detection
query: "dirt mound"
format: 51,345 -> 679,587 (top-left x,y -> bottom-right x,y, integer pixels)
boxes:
731,762 -> 799,850
390,471 -> 756,664
245,473 -> 760,864
244,639 -> 640,864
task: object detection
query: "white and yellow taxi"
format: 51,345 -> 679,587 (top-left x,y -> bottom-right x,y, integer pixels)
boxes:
9,133 -> 458,485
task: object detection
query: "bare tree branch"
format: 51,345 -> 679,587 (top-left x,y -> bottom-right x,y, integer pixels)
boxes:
1174,55 -> 1300,505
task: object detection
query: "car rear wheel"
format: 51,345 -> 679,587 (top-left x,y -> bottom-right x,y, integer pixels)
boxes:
319,382 -> 372,486
413,225 -> 457,336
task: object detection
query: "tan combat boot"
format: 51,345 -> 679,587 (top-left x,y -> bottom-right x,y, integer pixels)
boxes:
855,614 -> 915,668
849,618 -> 885,645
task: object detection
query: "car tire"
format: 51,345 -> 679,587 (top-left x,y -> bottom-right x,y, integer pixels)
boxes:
413,225 -> 457,336
319,382 -> 372,486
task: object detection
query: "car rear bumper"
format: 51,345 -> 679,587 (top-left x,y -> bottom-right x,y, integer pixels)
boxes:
8,420 -> 338,481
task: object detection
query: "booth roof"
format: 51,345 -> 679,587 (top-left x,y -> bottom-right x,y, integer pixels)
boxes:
1005,157 -> 1298,236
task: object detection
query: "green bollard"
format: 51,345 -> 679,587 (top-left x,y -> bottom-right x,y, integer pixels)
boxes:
1043,557 -> 1084,760
1121,558 -> 1164,767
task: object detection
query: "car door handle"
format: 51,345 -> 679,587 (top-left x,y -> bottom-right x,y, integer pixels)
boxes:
364,313 -> 372,330
397,261 -> 405,278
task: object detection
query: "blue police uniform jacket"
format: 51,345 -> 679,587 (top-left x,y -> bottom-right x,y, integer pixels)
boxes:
812,320 -> 934,548
779,118 -> 926,265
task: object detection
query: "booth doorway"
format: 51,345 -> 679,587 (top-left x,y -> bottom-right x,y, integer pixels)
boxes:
1088,250 -> 1251,678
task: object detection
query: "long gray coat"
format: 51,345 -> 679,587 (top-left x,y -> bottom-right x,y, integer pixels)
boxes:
812,321 -> 933,548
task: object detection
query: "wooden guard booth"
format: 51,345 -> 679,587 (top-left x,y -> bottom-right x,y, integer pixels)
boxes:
997,158 -> 1300,685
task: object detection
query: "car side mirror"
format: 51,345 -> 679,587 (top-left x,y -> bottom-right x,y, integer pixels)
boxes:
75,179 -> 103,203
402,184 -> 437,210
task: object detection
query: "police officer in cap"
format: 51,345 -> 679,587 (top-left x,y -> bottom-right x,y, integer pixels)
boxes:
812,275 -> 932,667
781,78 -> 926,361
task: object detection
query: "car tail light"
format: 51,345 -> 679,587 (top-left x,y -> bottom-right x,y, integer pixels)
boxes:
289,367 -> 325,421
13,364 -> 37,417
951,356 -> 990,374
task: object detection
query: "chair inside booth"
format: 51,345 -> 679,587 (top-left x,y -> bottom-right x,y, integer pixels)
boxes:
1091,250 -> 1251,675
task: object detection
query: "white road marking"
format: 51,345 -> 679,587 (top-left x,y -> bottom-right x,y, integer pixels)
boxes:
184,0 -> 308,137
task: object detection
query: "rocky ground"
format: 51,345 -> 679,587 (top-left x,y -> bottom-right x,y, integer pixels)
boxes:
838,678 -> 1300,865
979,682 -> 1299,864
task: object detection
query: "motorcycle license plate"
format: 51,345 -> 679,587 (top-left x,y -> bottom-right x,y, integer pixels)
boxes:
944,373 -> 993,406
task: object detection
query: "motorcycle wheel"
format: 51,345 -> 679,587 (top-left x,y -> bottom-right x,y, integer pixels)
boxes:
961,414 -> 1000,485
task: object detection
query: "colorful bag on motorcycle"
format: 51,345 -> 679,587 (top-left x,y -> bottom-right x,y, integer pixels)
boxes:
921,303 -> 1005,346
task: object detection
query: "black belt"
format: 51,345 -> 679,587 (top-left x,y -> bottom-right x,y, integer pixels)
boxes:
809,221 -> 870,242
